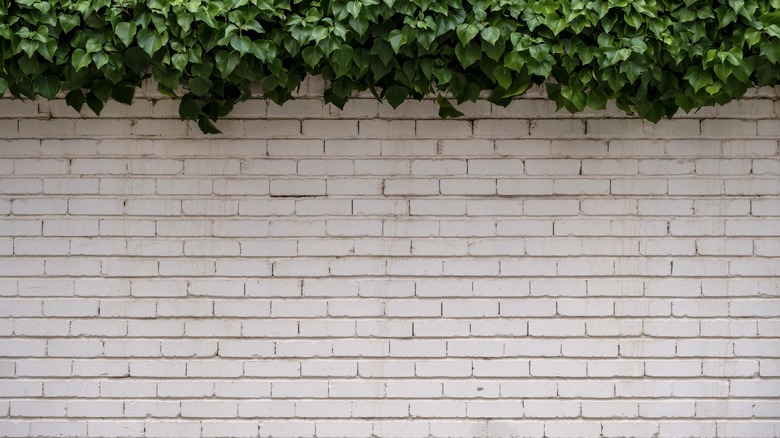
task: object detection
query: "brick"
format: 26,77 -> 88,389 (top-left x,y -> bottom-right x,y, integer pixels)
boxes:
417,120 -> 472,138
659,420 -> 716,437
523,199 -> 579,216
202,421 -> 261,437
553,178 -> 610,194
300,119 -> 359,138
145,421 -> 203,438
531,119 -> 584,137
611,178 -> 668,194
497,178 -> 554,195
429,421 -> 488,437
157,178 -> 214,195
383,178 -> 439,195
269,179 -> 327,196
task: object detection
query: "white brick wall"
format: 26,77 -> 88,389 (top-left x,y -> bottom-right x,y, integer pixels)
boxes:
0,81 -> 778,437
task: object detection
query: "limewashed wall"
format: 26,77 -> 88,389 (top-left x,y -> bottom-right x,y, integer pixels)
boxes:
0,80 -> 778,437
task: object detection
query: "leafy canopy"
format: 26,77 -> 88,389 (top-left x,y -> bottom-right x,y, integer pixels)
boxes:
2,0 -> 779,132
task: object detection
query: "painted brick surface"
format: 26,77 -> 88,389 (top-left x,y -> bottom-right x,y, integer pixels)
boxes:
0,81 -> 779,437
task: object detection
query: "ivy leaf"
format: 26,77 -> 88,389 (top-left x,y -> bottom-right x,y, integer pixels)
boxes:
123,46 -> 150,73
385,85 -> 408,108
86,92 -> 104,115
58,14 -> 80,33
619,62 -> 643,82
349,16 -> 369,35
137,28 -> 166,56
33,75 -> 61,99
19,40 -> 39,58
111,83 -> 136,105
65,89 -> 85,112
115,22 -> 136,47
454,42 -> 481,68
71,49 -> 91,71
684,67 -> 712,92
760,12 -> 780,27
759,39 -> 780,63
311,26 -> 328,44
179,94 -> 201,120
346,0 -> 361,17
456,23 -> 479,45
172,53 -> 189,71
387,29 -> 405,54
197,117 -> 222,134
586,88 -> 608,109
492,65 -> 512,89
714,63 -> 733,82
215,50 -> 241,76
302,46 -> 323,68
436,95 -> 464,118
249,40 -> 276,62
230,35 -> 252,56
480,27 -> 500,45
331,46 -> 354,77
504,52 -> 526,72
92,51 -> 109,69
188,77 -> 212,96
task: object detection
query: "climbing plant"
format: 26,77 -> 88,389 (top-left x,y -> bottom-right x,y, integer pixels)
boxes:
1,0 -> 779,132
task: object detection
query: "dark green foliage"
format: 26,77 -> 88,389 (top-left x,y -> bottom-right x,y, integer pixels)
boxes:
2,0 -> 779,132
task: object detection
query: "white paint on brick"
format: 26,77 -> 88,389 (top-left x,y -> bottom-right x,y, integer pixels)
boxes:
0,85 -> 778,436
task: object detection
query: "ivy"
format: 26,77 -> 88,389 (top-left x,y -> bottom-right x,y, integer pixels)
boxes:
1,0 -> 779,133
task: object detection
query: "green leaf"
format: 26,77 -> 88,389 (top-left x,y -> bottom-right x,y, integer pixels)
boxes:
454,42 -> 481,68
504,52 -> 526,72
197,117 -> 222,134
714,63 -> 733,82
58,14 -> 80,33
456,23 -> 479,45
230,35 -> 252,55
65,89 -> 85,112
111,83 -> 136,105
436,95 -> 464,118
123,46 -> 150,72
91,81 -> 113,102
19,56 -> 39,75
760,39 -> 780,63
115,22 -> 136,47
684,67 -> 712,92
331,46 -> 354,77
188,77 -> 212,96
492,65 -> 512,89
86,92 -> 104,115
179,94 -> 200,120
385,85 -> 408,108
33,75 -> 61,99
387,29 -> 405,54
760,12 -> 780,27
170,52 -> 188,71
249,40 -> 276,62
302,46 -> 323,68
92,51 -> 109,69
346,0 -> 361,17
586,88 -> 608,109
215,50 -> 241,76
311,26 -> 328,43
137,28 -> 166,56
85,39 -> 102,54
19,40 -> 39,58
480,27 -> 500,45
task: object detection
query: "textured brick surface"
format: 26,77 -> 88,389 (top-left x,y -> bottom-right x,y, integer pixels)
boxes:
0,80 -> 778,437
